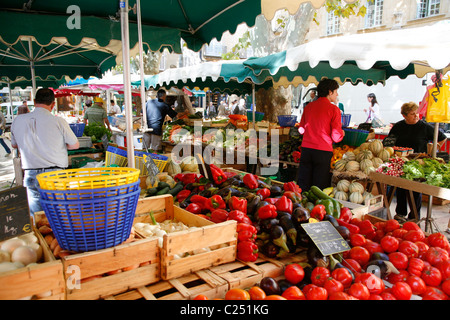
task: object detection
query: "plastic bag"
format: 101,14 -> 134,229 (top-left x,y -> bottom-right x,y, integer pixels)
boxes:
425,78 -> 450,123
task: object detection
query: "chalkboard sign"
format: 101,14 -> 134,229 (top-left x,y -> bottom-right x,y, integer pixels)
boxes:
301,221 -> 350,256
0,186 -> 32,242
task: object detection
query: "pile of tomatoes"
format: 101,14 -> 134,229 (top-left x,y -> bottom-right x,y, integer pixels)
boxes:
193,218 -> 450,300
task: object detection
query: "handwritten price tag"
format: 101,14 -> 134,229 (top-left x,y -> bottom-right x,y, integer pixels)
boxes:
0,186 -> 32,242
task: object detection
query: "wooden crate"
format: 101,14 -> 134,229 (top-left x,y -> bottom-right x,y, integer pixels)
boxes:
0,228 -> 65,300
34,211 -> 160,300
105,269 -> 229,300
135,194 -> 237,280
208,254 -> 307,291
62,236 -> 160,300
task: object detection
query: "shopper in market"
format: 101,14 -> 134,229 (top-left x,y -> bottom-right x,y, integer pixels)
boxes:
108,99 -> 121,116
0,110 -> 11,157
144,89 -> 178,152
10,88 -> 79,218
83,97 -> 112,131
217,100 -> 228,117
17,101 -> 30,114
387,101 -> 447,222
364,93 -> 380,123
297,78 -> 344,191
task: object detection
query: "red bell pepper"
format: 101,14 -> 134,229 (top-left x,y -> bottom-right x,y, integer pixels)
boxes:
236,223 -> 257,241
339,207 -> 353,223
337,219 -> 360,234
228,196 -> 247,214
237,240 -> 258,262
190,195 -> 210,210
174,173 -> 198,185
224,171 -> 237,179
186,203 -> 202,215
283,181 -> 302,193
176,190 -> 191,203
265,198 -> 280,205
227,210 -> 250,224
210,164 -> 227,185
283,191 -> 302,203
257,204 -> 277,220
359,220 -> 376,235
243,173 -> 259,190
210,209 -> 229,223
209,195 -> 226,210
257,188 -> 270,200
292,151 -> 301,163
310,204 -> 326,221
275,195 -> 293,214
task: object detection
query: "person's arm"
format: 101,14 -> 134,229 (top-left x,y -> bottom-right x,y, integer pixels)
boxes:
67,141 -> 80,150
104,117 -> 111,131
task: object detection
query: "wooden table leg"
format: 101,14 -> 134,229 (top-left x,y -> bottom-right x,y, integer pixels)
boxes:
376,182 -> 393,220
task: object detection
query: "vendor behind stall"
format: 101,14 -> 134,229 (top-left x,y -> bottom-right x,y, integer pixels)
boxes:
387,101 -> 447,222
144,89 -> 178,152
84,97 -> 111,131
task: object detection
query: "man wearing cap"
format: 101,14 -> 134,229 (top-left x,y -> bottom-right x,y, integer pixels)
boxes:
11,88 -> 79,218
84,96 -> 111,131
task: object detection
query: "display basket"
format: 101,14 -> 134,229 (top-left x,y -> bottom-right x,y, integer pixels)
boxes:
105,145 -> 128,167
134,151 -> 168,176
39,188 -> 140,252
36,167 -> 140,190
277,115 -> 297,127
38,181 -> 140,201
69,123 -> 86,137
341,128 -> 370,147
341,114 -> 352,127
247,111 -> 265,122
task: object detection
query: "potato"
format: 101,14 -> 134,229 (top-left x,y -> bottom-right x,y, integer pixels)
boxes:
44,234 -> 54,246
50,238 -> 59,251
38,225 -> 53,235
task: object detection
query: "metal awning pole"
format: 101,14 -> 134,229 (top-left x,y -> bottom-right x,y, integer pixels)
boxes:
28,39 -> 36,98
252,83 -> 256,128
7,79 -> 14,122
136,0 -> 148,131
120,0 -> 135,168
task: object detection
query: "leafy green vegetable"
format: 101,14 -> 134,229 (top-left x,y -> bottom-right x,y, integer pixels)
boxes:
83,123 -> 112,141
402,158 -> 450,188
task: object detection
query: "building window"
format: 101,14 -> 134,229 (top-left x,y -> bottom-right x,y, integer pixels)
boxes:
365,0 -> 383,28
204,39 -> 226,57
416,0 -> 440,19
326,10 -> 340,35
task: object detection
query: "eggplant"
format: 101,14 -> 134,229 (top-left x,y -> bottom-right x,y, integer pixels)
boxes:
261,242 -> 279,258
291,207 -> 310,228
296,232 -> 311,248
269,185 -> 283,197
276,211 -> 291,220
279,215 -> 297,246
371,252 -> 389,261
269,225 -> 290,252
292,202 -> 303,211
277,279 -> 295,294
259,218 -> 279,233
259,277 -> 281,296
323,214 -> 339,228
307,244 -> 329,268
247,196 -> 261,216
335,225 -> 350,240
298,267 -> 313,288
366,260 -> 399,279
231,179 -> 246,188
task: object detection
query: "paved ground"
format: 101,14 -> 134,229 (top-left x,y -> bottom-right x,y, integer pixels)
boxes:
0,136 -> 448,236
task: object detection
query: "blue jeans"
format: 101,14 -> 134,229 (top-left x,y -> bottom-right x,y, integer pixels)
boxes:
23,168 -> 61,217
0,128 -> 11,154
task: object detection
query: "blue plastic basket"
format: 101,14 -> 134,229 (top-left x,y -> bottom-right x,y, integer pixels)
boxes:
38,181 -> 140,201
278,115 -> 298,127
341,114 -> 352,127
69,123 -> 86,137
40,188 -> 140,252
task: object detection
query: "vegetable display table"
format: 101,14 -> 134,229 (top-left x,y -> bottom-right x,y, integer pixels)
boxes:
369,171 -> 450,233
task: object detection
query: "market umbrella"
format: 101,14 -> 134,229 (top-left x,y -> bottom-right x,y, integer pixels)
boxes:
242,21 -> 450,88
0,36 -> 117,97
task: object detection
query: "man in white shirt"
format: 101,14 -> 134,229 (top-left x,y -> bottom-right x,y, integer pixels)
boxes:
108,99 -> 122,115
11,88 -> 79,217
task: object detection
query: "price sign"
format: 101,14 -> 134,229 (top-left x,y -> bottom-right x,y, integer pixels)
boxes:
101,134 -> 109,149
0,186 -> 32,242
301,221 -> 350,256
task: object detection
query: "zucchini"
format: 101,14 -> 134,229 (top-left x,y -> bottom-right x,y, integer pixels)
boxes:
146,187 -> 158,196
156,186 -> 170,195
168,184 -> 184,196
310,186 -> 343,208
157,181 -> 171,190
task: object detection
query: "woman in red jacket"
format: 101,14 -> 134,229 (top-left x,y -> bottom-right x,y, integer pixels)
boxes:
297,78 -> 344,191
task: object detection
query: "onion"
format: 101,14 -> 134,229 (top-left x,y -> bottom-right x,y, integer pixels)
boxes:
1,238 -> 26,254
18,233 -> 38,245
0,250 -> 10,263
11,246 -> 38,266
28,243 -> 43,261
0,262 -> 19,273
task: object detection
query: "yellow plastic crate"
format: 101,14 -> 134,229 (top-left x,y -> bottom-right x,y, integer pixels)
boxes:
37,167 -> 140,190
